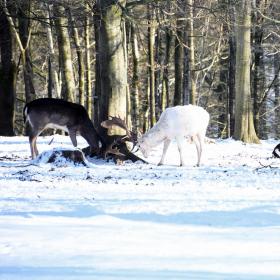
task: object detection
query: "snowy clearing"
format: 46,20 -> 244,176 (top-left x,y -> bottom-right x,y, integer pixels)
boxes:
0,135 -> 280,279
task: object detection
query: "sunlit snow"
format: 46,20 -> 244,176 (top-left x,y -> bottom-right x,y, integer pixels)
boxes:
0,135 -> 280,279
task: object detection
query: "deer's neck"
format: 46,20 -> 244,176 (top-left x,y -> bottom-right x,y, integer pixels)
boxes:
146,124 -> 166,147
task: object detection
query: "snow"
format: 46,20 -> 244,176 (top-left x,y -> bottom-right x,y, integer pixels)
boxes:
0,135 -> 280,279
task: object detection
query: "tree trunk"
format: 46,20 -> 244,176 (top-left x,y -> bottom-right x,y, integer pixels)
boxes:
174,3 -> 184,106
18,1 -> 36,103
96,0 -> 128,136
162,28 -> 172,110
274,53 -> 280,139
227,1 -> 236,138
3,0 -> 35,103
217,48 -> 228,138
131,24 -> 140,132
147,4 -> 156,127
155,28 -> 163,119
252,0 -> 266,139
53,3 -> 76,102
69,10 -> 85,106
85,6 -> 92,119
0,7 -> 16,136
45,5 -> 61,98
234,0 -> 260,143
183,31 -> 190,105
228,25 -> 236,137
93,9 -> 100,125
186,0 -> 196,105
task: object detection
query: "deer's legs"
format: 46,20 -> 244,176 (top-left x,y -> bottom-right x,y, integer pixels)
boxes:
176,137 -> 186,166
29,135 -> 39,159
158,139 -> 171,166
69,130 -> 78,147
193,134 -> 204,166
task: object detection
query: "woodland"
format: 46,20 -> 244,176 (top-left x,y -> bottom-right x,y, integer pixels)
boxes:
0,0 -> 279,148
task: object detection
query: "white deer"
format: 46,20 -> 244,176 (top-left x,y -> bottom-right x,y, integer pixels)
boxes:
137,105 -> 210,166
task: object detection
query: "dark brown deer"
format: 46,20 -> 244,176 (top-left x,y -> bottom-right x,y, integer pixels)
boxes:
24,98 -> 102,159
272,143 -> 280,158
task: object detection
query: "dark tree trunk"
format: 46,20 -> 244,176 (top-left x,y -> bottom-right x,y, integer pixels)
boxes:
18,1 -> 36,103
45,5 -> 61,98
85,5 -> 92,119
186,0 -> 196,105
226,2 -> 236,138
69,9 -> 85,106
147,4 -> 156,126
252,0 -> 266,139
155,28 -> 163,119
228,33 -> 235,137
130,23 -> 140,131
53,3 -> 76,102
162,28 -> 172,109
217,51 -> 228,138
47,56 -> 52,98
274,53 -> 280,139
174,33 -> 184,106
95,0 -> 128,137
174,1 -> 184,106
93,8 -> 101,126
183,31 -> 190,105
0,7 -> 16,136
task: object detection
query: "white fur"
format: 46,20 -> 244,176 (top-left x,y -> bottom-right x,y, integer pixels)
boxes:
138,105 -> 210,166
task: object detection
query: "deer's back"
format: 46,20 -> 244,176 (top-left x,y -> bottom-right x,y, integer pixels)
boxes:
25,98 -> 89,128
161,105 -> 209,137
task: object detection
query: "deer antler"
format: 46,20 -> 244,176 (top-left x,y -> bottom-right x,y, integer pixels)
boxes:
101,116 -> 129,135
104,140 -> 125,159
101,116 -> 138,148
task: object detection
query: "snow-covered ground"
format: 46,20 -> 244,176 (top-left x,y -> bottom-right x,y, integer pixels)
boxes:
0,135 -> 280,280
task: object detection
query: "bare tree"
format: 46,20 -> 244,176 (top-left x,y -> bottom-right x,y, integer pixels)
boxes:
95,0 -> 128,136
53,2 -> 76,102
234,0 -> 260,143
274,53 -> 280,139
0,4 -> 16,135
69,8 -> 85,106
147,4 -> 156,126
45,4 -> 61,98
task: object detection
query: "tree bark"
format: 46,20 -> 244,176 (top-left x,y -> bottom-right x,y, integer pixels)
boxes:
96,0 -> 128,136
69,9 -> 85,106
130,24 -> 140,132
252,0 -> 266,139
162,28 -> 172,109
3,0 -> 35,103
234,0 -> 260,143
186,0 -> 196,105
85,6 -> 92,118
274,53 -> 280,139
93,9 -> 100,125
45,5 -> 61,98
0,6 -> 16,136
228,17 -> 236,137
18,0 -> 36,103
53,3 -> 76,102
174,3 -> 184,106
147,4 -> 156,126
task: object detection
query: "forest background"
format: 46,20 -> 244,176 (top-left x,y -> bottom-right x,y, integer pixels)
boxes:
0,0 -> 279,144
